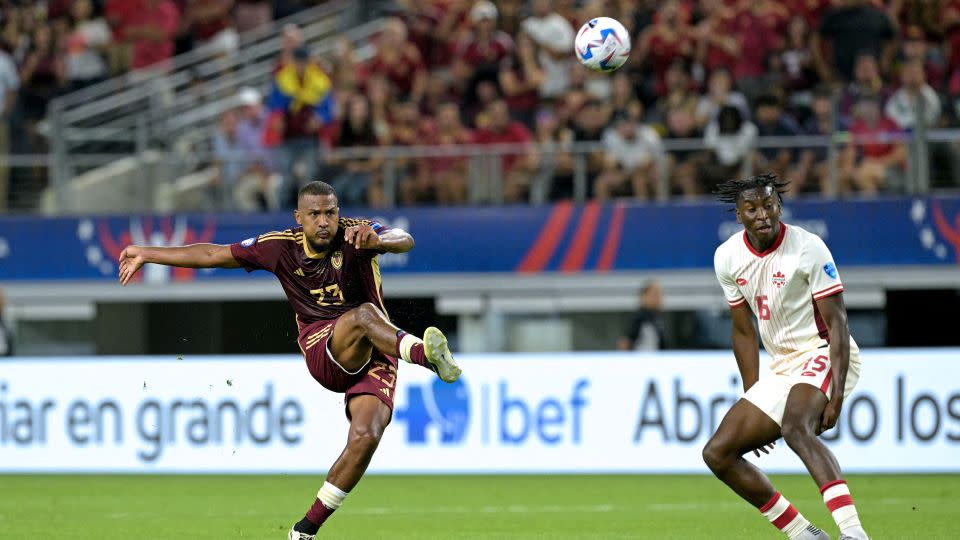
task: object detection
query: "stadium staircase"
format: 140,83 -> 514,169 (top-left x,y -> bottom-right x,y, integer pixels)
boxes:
40,0 -> 384,214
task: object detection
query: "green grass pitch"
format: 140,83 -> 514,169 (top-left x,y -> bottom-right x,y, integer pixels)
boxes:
2,474 -> 957,539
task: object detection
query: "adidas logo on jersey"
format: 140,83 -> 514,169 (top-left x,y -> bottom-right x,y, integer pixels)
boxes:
294,268 -> 305,277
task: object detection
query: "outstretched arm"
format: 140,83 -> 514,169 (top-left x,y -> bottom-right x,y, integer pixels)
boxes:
344,225 -> 415,254
730,304 -> 760,392
814,292 -> 850,433
118,244 -> 240,285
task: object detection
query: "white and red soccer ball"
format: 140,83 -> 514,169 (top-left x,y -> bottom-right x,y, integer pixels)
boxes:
574,17 -> 631,73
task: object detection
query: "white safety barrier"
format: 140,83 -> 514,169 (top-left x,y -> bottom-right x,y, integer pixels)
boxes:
0,350 -> 957,473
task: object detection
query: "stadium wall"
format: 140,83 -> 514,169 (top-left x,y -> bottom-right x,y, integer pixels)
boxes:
1,350 -> 957,474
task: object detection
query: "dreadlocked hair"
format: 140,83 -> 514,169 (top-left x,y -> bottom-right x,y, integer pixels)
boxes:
713,173 -> 790,207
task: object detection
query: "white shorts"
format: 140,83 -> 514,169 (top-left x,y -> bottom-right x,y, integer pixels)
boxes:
743,346 -> 861,426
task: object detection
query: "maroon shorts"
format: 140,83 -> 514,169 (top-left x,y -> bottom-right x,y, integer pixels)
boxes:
297,318 -> 399,417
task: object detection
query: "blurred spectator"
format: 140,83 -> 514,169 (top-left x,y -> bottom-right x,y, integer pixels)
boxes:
662,105 -> 707,197
702,105 -> 758,192
635,0 -> 693,99
618,281 -> 665,351
695,67 -> 749,128
796,87 -> 848,194
693,0 -> 738,78
394,0 -> 450,69
594,112 -> 664,200
520,0 -> 574,101
0,47 -> 17,212
212,106 -> 275,211
385,99 -> 428,205
367,18 -> 427,102
104,0 -> 134,74
569,97 -> 609,192
885,60 -> 942,131
265,46 -> 335,207
498,31 -> 544,128
236,86 -> 269,162
609,71 -> 643,123
64,0 -> 111,91
276,23 -> 303,69
813,0 -> 896,82
785,0 -> 832,27
753,94 -> 805,181
730,0 -> 785,99
183,0 -> 238,57
838,53 -> 890,124
234,0 -> 272,33
0,289 -> 11,356
326,94 -> 384,207
402,102 -> 474,205
19,23 -> 64,124
894,24 -> 945,91
943,1 -> 960,86
452,1 -> 513,87
651,60 -> 697,125
841,94 -> 906,194
473,98 -> 537,202
121,0 -> 180,71
532,108 -> 576,202
780,16 -> 820,101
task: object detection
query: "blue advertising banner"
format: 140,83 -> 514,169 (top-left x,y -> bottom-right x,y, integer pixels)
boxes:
0,196 -> 958,281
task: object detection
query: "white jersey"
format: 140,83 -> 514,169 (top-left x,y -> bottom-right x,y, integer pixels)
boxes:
714,223 -> 857,370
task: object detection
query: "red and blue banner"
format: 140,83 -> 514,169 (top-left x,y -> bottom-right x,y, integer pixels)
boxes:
1,196 -> 958,282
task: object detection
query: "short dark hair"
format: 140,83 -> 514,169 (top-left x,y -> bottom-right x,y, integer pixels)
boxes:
713,173 -> 790,207
298,181 -> 336,202
754,93 -> 781,110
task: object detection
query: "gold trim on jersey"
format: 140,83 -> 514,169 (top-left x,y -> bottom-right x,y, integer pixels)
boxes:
301,235 -> 327,259
259,230 -> 301,242
371,257 -> 388,318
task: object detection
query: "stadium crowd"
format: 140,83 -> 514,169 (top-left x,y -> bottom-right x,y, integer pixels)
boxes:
0,0 -> 320,210
215,0 -> 960,210
3,0 -> 960,211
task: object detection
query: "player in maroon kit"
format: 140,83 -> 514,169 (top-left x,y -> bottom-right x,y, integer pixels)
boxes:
118,181 -> 461,539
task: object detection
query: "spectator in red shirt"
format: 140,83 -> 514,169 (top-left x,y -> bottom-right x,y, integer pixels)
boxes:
451,0 -> 513,98
401,102 -> 474,205
183,0 -> 237,56
635,0 -> 694,98
366,18 -> 427,102
841,94 -> 906,194
122,0 -> 180,71
473,98 -> 538,202
498,31 -> 544,128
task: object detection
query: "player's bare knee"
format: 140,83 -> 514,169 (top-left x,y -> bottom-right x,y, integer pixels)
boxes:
354,302 -> 385,330
780,420 -> 815,448
348,423 -> 384,453
701,439 -> 727,471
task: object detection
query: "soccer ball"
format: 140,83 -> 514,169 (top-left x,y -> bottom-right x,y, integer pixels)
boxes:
574,17 -> 631,73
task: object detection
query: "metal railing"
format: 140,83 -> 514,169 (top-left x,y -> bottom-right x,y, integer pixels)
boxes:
15,127 -> 957,215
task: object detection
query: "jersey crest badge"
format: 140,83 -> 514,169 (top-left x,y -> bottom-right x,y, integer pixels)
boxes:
823,262 -> 838,279
240,237 -> 256,247
736,277 -> 748,286
772,271 -> 786,288
331,250 -> 343,270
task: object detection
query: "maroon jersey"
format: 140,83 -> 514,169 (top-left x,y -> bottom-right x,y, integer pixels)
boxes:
229,218 -> 391,332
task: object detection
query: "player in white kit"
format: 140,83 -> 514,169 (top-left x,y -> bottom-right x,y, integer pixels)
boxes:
702,175 -> 871,540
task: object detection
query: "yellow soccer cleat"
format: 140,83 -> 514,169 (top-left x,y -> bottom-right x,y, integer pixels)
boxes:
423,326 -> 461,383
